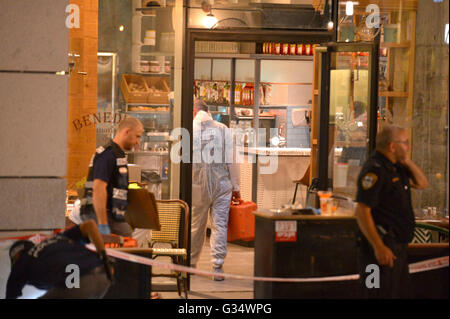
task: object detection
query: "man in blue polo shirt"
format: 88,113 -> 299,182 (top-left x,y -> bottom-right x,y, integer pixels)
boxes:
6,220 -> 113,299
80,117 -> 144,236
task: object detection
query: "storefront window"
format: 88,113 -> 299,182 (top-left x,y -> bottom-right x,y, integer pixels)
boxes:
188,0 -> 334,29
98,0 -> 184,199
337,0 -> 449,214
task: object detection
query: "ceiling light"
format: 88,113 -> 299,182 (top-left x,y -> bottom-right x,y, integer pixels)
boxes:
346,1 -> 354,16
327,21 -> 334,31
203,13 -> 218,29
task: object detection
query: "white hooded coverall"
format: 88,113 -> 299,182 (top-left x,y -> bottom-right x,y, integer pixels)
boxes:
191,111 -> 240,268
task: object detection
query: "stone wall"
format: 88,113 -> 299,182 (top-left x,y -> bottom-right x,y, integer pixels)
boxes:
411,0 -> 449,213
0,0 -> 69,298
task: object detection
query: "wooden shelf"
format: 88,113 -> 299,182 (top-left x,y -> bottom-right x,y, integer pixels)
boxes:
379,91 -> 408,98
139,52 -> 174,57
261,82 -> 312,86
195,53 -> 314,61
134,72 -> 170,76
381,42 -> 410,48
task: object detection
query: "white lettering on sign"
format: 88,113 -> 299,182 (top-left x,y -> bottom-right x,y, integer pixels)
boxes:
365,4 -> 380,29
275,221 -> 297,242
65,4 -> 80,29
65,264 -> 80,289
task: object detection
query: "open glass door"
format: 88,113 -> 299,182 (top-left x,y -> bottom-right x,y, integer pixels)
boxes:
313,42 -> 378,200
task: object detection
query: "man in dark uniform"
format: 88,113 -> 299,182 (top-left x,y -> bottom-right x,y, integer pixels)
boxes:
80,117 -> 143,236
355,125 -> 429,298
6,220 -> 114,299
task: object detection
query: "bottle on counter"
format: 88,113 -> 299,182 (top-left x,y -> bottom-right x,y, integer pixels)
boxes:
235,83 -> 242,105
224,82 -> 230,104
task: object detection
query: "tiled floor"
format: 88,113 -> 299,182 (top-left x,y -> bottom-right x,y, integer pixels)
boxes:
154,238 -> 255,299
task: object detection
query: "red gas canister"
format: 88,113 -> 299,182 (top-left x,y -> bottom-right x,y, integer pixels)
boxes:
227,199 -> 257,242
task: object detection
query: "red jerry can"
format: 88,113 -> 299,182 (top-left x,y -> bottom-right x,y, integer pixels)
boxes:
227,199 -> 257,242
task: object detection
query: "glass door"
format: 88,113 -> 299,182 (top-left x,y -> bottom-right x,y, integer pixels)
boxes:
314,42 -> 378,200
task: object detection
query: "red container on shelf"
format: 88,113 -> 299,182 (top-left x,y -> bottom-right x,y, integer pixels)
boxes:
305,44 -> 312,55
282,43 -> 290,55
275,42 -> 281,55
290,44 -> 297,55
227,199 -> 257,242
297,44 -> 304,55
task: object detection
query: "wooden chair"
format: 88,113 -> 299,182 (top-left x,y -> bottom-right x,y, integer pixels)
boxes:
149,199 -> 190,299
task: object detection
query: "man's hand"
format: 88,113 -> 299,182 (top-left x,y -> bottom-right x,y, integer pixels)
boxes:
374,244 -> 397,267
399,158 -> 429,189
99,250 -> 114,282
232,191 -> 241,202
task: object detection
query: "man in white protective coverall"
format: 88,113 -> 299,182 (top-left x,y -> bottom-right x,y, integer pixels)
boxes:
191,98 -> 241,281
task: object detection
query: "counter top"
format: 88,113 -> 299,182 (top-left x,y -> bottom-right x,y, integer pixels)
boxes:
242,147 -> 311,156
253,209 -> 355,220
415,218 -> 449,229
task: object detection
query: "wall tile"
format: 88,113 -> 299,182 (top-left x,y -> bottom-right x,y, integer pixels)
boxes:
0,73 -> 68,176
0,0 -> 69,71
0,178 -> 66,230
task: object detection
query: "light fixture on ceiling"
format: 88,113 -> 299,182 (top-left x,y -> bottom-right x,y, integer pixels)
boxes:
346,1 -> 354,16
201,0 -> 217,29
327,21 -> 334,31
203,12 -> 218,29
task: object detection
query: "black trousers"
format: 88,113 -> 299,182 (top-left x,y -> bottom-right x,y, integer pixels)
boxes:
358,235 -> 412,299
40,266 -> 111,299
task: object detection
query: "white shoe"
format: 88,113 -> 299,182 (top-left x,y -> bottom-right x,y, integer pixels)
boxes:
213,266 -> 224,281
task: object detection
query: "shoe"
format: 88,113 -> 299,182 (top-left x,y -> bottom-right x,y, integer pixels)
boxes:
213,266 -> 224,281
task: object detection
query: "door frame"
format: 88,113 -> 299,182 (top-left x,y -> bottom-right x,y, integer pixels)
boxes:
314,41 -> 379,192
180,28 -> 337,206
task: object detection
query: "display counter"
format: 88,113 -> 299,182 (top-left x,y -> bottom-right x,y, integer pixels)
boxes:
238,147 -> 311,209
253,210 -> 449,299
253,209 -> 360,299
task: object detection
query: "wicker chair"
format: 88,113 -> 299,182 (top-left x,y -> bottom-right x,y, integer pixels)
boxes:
149,199 -> 190,298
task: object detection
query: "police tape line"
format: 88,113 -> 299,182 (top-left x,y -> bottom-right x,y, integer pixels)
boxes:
86,244 -> 449,283
0,234 -> 51,243
1,235 -> 447,283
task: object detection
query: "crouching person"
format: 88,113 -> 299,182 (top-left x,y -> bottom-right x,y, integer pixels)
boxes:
6,220 -> 113,299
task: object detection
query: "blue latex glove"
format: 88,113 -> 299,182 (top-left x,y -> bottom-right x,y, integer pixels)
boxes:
98,224 -> 111,235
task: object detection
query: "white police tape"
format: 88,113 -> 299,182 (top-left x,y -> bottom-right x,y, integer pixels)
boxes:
85,244 -> 449,283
